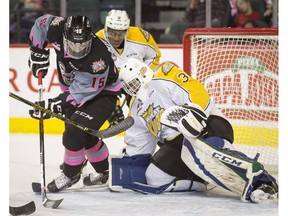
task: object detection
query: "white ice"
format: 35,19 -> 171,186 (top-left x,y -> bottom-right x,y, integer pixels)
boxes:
9,134 -> 279,216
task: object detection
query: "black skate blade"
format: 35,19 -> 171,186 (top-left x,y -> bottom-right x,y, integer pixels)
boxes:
9,201 -> 36,215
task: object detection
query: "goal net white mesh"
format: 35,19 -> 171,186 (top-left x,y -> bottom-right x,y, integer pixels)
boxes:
183,28 -> 278,172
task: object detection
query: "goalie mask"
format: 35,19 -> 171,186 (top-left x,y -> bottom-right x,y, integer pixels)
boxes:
63,15 -> 92,59
104,9 -> 130,48
119,58 -> 154,102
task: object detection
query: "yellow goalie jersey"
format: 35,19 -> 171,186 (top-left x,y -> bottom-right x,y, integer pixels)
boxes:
96,26 -> 161,71
124,62 -> 214,156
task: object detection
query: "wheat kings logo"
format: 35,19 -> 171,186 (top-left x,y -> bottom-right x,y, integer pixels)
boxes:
141,103 -> 164,138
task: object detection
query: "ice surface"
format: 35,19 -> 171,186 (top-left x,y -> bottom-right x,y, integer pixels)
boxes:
9,134 -> 278,216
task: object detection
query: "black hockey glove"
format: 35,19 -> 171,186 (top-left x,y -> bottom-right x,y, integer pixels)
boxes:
108,105 -> 125,127
29,100 -> 51,120
28,46 -> 50,78
29,95 -> 66,120
47,96 -> 66,116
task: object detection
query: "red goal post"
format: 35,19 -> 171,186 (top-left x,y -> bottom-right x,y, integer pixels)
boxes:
183,28 -> 278,172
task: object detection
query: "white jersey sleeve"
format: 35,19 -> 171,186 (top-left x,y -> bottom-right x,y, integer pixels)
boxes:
124,98 -> 158,156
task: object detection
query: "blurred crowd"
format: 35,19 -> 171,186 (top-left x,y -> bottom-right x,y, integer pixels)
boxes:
10,0 -> 277,44
160,0 -> 275,43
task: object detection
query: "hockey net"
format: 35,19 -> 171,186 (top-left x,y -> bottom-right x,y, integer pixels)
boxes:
183,28 -> 278,173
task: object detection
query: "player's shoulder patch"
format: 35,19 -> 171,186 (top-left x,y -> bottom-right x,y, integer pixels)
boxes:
154,61 -> 187,81
96,29 -> 105,39
139,28 -> 150,42
162,62 -> 176,75
154,62 -> 177,76
50,17 -> 65,26
127,26 -> 152,43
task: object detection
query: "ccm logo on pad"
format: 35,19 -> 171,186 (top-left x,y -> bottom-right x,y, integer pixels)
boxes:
212,152 -> 242,166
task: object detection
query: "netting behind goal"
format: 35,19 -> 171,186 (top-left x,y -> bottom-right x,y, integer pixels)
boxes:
183,28 -> 278,172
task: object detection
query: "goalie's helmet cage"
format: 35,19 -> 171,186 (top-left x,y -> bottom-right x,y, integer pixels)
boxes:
105,9 -> 130,31
119,58 -> 154,102
63,15 -> 92,59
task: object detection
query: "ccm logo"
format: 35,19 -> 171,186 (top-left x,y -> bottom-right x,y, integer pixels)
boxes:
75,110 -> 93,120
31,51 -> 49,58
212,152 -> 242,166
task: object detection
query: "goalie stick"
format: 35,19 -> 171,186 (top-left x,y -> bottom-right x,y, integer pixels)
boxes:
9,91 -> 134,139
9,201 -> 36,216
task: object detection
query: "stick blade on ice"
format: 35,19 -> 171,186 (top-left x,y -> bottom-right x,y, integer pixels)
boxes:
9,201 -> 36,215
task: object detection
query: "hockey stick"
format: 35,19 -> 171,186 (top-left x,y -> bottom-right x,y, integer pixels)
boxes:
9,92 -> 134,139
9,201 -> 36,215
30,95 -> 132,193
36,72 -> 63,208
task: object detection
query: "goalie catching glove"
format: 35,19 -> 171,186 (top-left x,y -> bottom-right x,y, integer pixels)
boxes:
28,45 -> 50,78
160,104 -> 207,138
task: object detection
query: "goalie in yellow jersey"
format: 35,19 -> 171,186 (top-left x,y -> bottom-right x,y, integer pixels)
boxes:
109,58 -> 278,204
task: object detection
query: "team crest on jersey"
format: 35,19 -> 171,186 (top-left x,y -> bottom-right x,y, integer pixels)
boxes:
141,103 -> 164,137
50,17 -> 65,26
139,28 -> 150,42
91,59 -> 106,73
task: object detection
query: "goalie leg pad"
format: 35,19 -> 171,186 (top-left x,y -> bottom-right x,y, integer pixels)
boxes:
109,154 -> 151,191
181,137 -> 277,202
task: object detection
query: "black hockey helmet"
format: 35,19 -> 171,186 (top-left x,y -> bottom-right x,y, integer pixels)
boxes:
63,15 -> 92,59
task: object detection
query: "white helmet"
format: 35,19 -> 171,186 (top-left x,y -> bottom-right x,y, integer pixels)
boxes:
105,9 -> 130,31
119,58 -> 154,102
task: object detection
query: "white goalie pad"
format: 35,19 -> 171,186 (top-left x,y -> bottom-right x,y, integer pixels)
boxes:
181,136 -> 265,202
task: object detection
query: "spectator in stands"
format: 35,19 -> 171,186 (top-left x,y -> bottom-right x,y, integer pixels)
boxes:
159,0 -> 232,44
242,20 -> 258,28
10,0 -> 45,43
230,0 -> 273,27
183,0 -> 231,27
264,0 -> 273,17
232,0 -> 261,27
263,0 -> 273,26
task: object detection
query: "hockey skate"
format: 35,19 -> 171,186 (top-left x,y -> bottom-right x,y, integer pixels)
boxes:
250,182 -> 278,203
83,170 -> 109,186
47,172 -> 81,193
